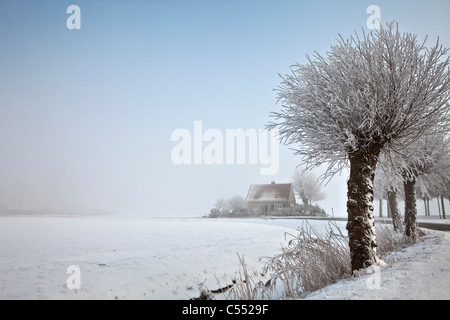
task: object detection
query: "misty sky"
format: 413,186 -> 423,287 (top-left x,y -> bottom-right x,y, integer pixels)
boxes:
1,0 -> 449,217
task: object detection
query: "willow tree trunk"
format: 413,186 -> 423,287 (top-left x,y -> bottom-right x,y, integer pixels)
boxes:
379,198 -> 383,217
386,191 -> 392,218
346,149 -> 381,272
441,195 -> 447,219
404,179 -> 418,241
424,198 -> 430,216
387,189 -> 403,232
437,197 -> 442,218
387,199 -> 391,218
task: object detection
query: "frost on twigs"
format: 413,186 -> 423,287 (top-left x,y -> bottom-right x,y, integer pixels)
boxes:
261,220 -> 352,298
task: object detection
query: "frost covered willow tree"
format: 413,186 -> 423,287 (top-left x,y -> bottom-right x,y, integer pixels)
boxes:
374,164 -> 404,231
445,180 -> 450,207
373,168 -> 387,218
292,170 -> 326,207
399,135 -> 450,240
268,22 -> 450,272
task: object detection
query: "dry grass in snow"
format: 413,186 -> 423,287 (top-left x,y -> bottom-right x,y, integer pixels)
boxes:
217,220 -> 414,300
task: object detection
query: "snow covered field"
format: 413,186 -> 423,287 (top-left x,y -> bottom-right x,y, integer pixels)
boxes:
1,216 -> 448,300
0,216 -> 337,300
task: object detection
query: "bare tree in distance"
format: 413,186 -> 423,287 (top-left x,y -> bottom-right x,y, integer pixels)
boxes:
416,165 -> 450,218
373,168 -> 387,218
416,183 -> 432,217
396,135 -> 450,240
211,196 -> 247,217
268,22 -> 450,272
445,179 -> 450,208
374,164 -> 404,231
227,195 -> 247,215
387,187 -> 403,232
292,169 -> 326,208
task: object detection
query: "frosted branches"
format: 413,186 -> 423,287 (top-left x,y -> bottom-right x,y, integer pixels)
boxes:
268,22 -> 450,180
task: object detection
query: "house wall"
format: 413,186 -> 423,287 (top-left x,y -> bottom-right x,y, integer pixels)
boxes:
247,201 -> 291,215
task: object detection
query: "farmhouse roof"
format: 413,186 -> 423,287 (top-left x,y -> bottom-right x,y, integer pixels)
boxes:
246,183 -> 293,202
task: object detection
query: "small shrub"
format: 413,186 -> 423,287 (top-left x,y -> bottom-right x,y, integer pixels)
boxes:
261,220 -> 351,298
292,204 -> 327,217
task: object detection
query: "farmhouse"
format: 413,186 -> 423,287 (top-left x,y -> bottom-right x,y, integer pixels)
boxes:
246,182 -> 296,215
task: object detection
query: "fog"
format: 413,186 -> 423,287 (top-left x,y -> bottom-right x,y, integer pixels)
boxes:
0,1 -> 448,217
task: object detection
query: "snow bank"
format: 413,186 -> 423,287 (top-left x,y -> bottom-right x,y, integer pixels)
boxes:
305,230 -> 450,300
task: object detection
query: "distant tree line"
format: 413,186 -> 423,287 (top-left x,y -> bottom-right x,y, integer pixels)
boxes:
208,196 -> 249,217
373,135 -> 450,234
